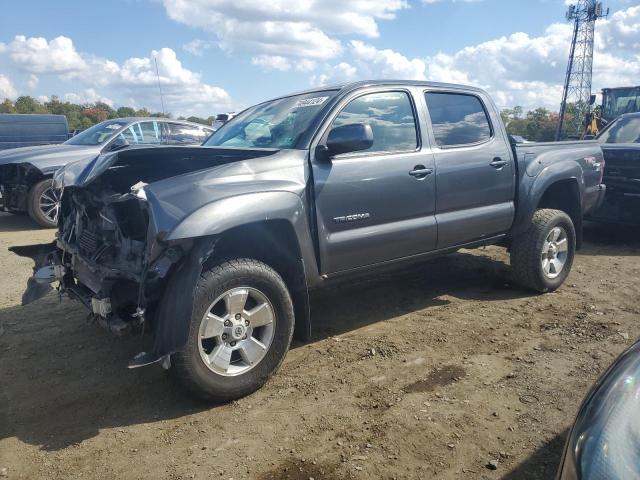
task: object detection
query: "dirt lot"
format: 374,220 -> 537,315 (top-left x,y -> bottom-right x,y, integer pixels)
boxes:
1,211 -> 639,480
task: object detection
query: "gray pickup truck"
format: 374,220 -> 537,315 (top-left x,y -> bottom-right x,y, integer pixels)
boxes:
12,81 -> 606,401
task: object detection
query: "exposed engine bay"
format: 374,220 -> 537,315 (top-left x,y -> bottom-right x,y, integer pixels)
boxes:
13,178 -> 184,340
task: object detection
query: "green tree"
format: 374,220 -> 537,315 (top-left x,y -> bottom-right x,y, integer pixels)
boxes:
14,96 -> 47,114
116,106 -> 136,117
0,99 -> 16,113
502,107 -> 558,142
500,106 -> 523,128
186,115 -> 210,125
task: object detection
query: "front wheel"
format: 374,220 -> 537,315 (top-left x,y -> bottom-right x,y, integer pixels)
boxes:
172,258 -> 295,402
510,208 -> 576,293
27,178 -> 60,228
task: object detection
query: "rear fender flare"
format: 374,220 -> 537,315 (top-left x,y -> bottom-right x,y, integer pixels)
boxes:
512,161 -> 584,237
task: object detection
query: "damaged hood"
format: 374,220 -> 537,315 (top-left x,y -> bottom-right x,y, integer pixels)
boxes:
56,145 -> 308,238
0,143 -> 102,174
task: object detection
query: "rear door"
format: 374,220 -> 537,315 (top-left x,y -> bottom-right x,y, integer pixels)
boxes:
424,90 -> 515,248
312,88 -> 437,274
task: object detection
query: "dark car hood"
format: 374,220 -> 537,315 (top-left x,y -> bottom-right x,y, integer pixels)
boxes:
0,143 -> 102,174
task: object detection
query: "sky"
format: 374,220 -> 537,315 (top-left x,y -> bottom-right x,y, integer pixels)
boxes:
0,0 -> 638,117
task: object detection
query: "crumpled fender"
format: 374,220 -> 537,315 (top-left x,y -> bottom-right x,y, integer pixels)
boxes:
165,190 -> 309,240
128,237 -> 216,368
130,192 -> 316,367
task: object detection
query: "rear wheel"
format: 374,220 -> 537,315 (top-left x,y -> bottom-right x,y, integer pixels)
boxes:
510,208 -> 576,293
27,178 -> 59,228
172,258 -> 294,402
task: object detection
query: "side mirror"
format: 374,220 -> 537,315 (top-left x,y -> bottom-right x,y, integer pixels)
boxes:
325,123 -> 373,157
583,134 -> 595,140
107,135 -> 129,151
589,94 -> 597,106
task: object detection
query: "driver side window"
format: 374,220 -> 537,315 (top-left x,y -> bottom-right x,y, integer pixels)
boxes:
331,91 -> 418,154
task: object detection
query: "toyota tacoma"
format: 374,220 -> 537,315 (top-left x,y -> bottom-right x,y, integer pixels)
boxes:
11,81 -> 606,401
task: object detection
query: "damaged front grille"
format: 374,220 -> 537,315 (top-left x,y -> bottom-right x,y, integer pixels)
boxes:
79,229 -> 99,254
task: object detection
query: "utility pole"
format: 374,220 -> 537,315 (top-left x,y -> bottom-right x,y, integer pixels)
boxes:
555,0 -> 608,140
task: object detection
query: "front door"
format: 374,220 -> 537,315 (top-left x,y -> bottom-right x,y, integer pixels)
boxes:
424,91 -> 515,248
312,90 -> 437,274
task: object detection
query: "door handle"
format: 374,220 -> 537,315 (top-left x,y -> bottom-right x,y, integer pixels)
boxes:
490,158 -> 508,169
409,165 -> 433,179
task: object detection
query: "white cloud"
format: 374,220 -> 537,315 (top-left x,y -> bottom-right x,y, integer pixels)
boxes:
0,74 -> 17,99
349,40 -> 426,80
63,88 -> 114,107
27,74 -> 38,89
183,39 -> 215,56
312,62 -> 358,86
251,54 -> 291,71
163,0 -> 408,60
422,0 -> 483,3
0,36 -> 232,116
1,35 -> 85,74
295,59 -> 317,73
314,5 -> 640,111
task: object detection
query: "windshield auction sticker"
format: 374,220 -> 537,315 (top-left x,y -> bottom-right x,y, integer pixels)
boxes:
294,96 -> 329,108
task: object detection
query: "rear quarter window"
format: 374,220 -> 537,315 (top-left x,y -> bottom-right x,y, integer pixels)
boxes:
425,92 -> 492,147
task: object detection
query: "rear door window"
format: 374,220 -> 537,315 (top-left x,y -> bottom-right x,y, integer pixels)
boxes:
425,92 -> 492,147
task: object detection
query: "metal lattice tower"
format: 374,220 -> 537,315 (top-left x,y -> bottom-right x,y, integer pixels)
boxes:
555,0 -> 608,140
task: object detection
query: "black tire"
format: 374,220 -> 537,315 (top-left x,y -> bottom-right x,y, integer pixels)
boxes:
172,258 -> 294,402
510,208 -> 576,293
27,178 -> 58,228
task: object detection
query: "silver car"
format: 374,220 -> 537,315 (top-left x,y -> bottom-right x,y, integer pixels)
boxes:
0,117 -> 213,227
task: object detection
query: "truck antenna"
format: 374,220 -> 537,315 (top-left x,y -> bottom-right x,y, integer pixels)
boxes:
154,56 -> 166,117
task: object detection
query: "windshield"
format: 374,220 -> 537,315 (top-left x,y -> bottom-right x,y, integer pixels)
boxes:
598,116 -> 640,144
602,88 -> 640,121
65,120 -> 129,146
204,91 -> 337,149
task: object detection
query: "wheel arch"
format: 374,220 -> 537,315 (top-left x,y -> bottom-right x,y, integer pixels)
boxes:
137,218 -> 312,368
536,179 -> 583,248
513,164 -> 585,248
206,220 -> 311,342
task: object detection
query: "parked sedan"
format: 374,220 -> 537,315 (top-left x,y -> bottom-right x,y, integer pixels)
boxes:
557,338 -> 640,479
0,118 -> 213,227
587,112 -> 640,225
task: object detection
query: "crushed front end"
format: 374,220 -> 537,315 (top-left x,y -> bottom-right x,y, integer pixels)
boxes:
10,162 -> 187,366
10,145 -> 286,368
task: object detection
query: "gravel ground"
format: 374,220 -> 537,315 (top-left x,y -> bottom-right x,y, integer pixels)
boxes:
1,211 -> 639,480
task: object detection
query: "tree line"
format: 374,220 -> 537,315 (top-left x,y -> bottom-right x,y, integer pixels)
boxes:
1,95 -> 570,141
0,96 -> 216,130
